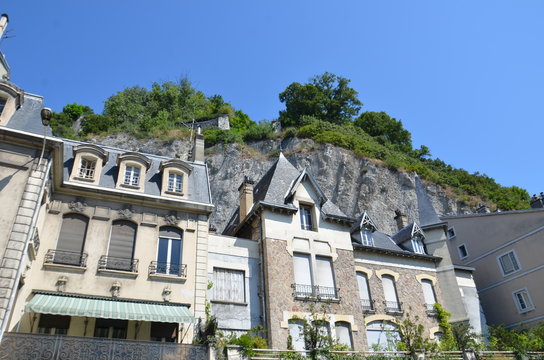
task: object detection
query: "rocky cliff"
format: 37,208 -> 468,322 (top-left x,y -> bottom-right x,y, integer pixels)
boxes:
95,135 -> 471,235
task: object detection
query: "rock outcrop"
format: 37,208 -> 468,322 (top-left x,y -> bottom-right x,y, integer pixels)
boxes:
96,135 -> 471,234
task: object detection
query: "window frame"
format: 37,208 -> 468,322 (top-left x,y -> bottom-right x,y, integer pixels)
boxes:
381,274 -> 402,312
356,271 -> 374,311
411,236 -> 426,254
155,227 -> 184,277
447,227 -> 456,240
78,157 -> 97,180
512,288 -> 534,313
167,172 -> 183,193
457,244 -> 468,260
361,230 -> 374,247
292,251 -> 337,300
123,164 -> 141,187
497,250 -> 521,276
212,267 -> 246,304
299,204 -> 315,231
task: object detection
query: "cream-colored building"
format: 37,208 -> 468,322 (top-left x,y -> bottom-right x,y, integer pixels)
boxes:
443,206 -> 544,329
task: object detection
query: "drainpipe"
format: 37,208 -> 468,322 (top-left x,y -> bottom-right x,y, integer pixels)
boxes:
258,215 -> 268,342
0,156 -> 52,341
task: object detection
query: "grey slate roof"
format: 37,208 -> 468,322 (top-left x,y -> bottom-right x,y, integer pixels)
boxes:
223,152 -> 352,235
415,174 -> 442,227
5,94 -> 53,136
391,223 -> 417,245
62,139 -> 212,205
372,231 -> 406,252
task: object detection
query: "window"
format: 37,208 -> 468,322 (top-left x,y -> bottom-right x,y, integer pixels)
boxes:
105,220 -> 137,272
356,272 -> 373,311
361,230 -> 374,246
447,227 -> 456,239
300,205 -> 314,230
382,275 -> 401,312
421,279 -> 437,312
335,322 -> 353,349
150,322 -> 178,342
458,244 -> 468,259
366,321 -> 400,351
38,314 -> 70,335
513,289 -> 534,313
53,214 -> 88,266
78,158 -> 96,179
94,319 -> 127,339
124,165 -> 141,186
498,251 -> 520,276
288,319 -> 305,351
156,227 -> 183,276
411,236 -> 426,254
213,268 -> 245,303
167,173 -> 183,193
292,253 -> 336,299
0,98 -> 6,116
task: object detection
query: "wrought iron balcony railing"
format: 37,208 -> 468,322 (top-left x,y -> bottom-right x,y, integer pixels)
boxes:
384,300 -> 403,313
98,256 -> 138,273
425,303 -> 437,315
292,284 -> 339,300
361,299 -> 375,312
149,261 -> 187,277
44,249 -> 88,267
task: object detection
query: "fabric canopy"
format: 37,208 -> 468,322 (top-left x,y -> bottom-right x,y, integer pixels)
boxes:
25,294 -> 195,323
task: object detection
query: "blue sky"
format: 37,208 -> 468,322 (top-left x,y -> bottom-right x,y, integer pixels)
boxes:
2,1 -> 543,197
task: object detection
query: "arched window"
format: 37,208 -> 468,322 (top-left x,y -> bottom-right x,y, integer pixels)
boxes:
421,279 -> 437,311
335,321 -> 353,349
357,272 -> 373,311
382,275 -> 401,312
105,220 -> 137,271
288,319 -> 305,351
54,213 -> 89,266
156,227 -> 184,276
366,321 -> 400,351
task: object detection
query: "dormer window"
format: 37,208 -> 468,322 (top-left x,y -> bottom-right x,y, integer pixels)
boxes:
70,144 -> 108,185
116,152 -> 151,192
412,236 -> 426,254
300,205 -> 314,231
0,98 -> 6,116
168,173 -> 183,193
124,166 -> 141,186
159,159 -> 192,198
361,230 -> 374,247
78,158 -> 96,179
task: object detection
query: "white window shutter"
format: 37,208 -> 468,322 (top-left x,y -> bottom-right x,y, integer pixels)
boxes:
315,256 -> 334,288
293,253 -> 312,286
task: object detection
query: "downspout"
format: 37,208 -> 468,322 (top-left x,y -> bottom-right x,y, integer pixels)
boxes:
0,156 -> 52,341
258,215 -> 268,342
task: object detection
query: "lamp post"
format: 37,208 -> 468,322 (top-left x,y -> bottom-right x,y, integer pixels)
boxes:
36,107 -> 52,172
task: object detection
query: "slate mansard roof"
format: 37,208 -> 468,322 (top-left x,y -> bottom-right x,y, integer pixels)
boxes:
62,139 -> 213,206
223,153 -> 354,235
5,93 -> 53,136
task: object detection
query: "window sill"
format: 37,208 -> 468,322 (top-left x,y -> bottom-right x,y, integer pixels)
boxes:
148,273 -> 186,282
519,308 -> 535,315
43,263 -> 86,272
210,300 -> 248,306
385,309 -> 404,316
120,183 -> 141,190
164,190 -> 184,197
362,309 -> 376,314
97,269 -> 138,278
74,176 -> 95,183
294,295 -> 340,303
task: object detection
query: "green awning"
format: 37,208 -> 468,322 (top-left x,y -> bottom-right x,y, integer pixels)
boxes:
25,294 -> 195,323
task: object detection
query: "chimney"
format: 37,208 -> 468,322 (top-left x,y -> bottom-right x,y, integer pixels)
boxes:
394,209 -> 407,230
0,14 -> 8,40
190,126 -> 204,163
531,193 -> 544,209
238,176 -> 255,223
476,204 -> 490,213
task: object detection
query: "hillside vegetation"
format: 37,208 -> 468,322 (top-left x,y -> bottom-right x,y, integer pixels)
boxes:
50,74 -> 530,211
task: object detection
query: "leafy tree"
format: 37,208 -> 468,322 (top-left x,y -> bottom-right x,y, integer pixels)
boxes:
397,313 -> 436,357
279,72 -> 362,127
50,102 -> 94,138
355,111 -> 412,151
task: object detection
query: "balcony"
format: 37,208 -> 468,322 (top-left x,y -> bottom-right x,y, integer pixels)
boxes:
98,256 -> 138,274
44,249 -> 88,269
292,284 -> 339,301
361,299 -> 375,312
384,300 -> 403,314
149,261 -> 187,279
0,333 -> 208,360
425,303 -> 437,315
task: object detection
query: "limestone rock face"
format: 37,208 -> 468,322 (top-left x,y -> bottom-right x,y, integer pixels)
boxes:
94,136 -> 471,235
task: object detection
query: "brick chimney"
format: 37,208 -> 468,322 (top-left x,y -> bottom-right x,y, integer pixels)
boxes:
190,126 -> 205,163
394,209 -> 407,230
238,177 -> 255,222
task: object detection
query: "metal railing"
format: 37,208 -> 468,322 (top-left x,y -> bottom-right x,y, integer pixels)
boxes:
384,300 -> 403,313
292,284 -> 338,300
32,231 -> 40,252
0,333 -> 208,360
44,249 -> 88,267
425,303 -> 437,315
98,255 -> 138,273
149,261 -> 187,277
361,299 -> 375,311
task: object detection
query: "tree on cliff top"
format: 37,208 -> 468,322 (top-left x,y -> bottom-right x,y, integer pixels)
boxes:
279,72 -> 362,127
